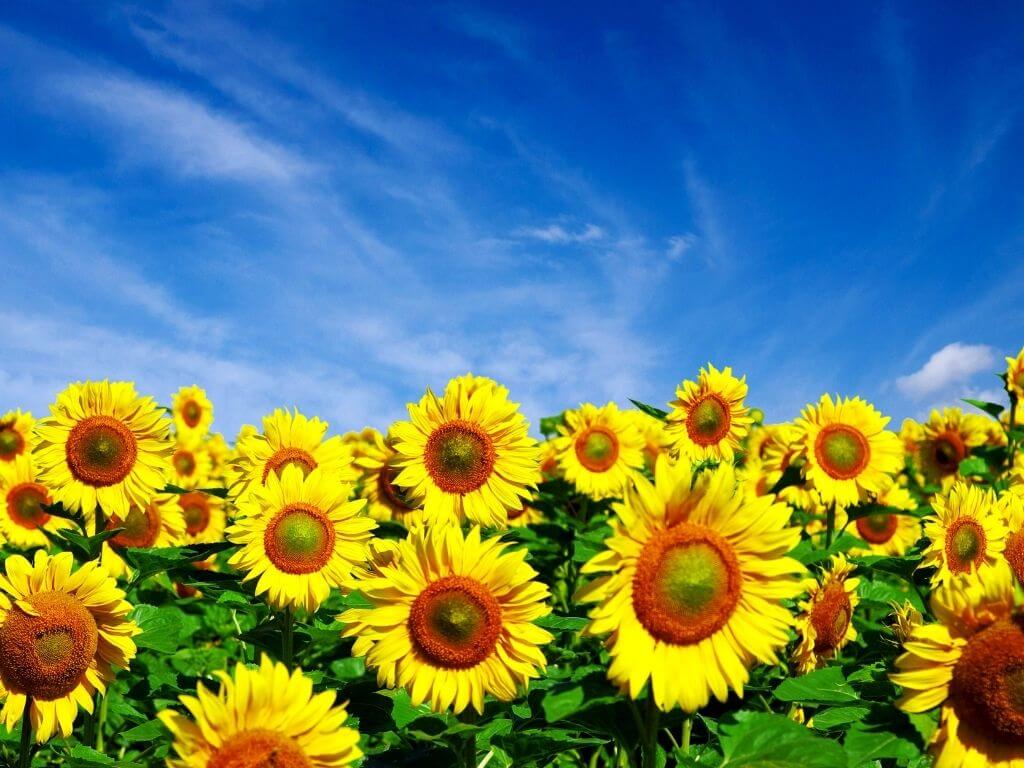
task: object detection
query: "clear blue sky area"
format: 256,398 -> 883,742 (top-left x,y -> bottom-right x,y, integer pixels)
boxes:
1,2 -> 1022,437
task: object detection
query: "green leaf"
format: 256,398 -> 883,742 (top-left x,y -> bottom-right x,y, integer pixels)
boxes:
541,683 -> 585,722
630,399 -> 669,421
41,526 -> 123,562
64,744 -> 145,767
958,456 -> 990,478
811,705 -> 871,730
540,413 -> 566,438
119,718 -> 166,743
131,604 -> 184,653
774,667 -> 860,705
843,725 -> 919,766
536,615 -> 589,632
719,712 -> 848,767
962,398 -> 1004,418
387,689 -> 436,729
124,542 -> 234,586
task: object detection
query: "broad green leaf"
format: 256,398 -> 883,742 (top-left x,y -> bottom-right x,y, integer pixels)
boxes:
541,683 -> 585,722
719,712 -> 848,767
962,398 -> 1004,418
958,456 -> 989,478
811,705 -> 871,730
774,667 -> 860,704
119,719 -> 167,743
131,604 -> 184,653
843,725 -> 919,766
536,615 -> 589,632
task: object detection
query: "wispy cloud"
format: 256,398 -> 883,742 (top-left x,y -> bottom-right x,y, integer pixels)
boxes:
896,342 -> 996,399
666,233 -> 698,261
515,222 -> 604,244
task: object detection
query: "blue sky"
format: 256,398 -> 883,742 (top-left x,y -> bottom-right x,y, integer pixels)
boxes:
1,2 -> 1022,438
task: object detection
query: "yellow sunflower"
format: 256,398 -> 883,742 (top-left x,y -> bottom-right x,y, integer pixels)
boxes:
576,459 -> 805,712
999,492 -> 1024,586
792,394 -> 902,508
34,381 -> 172,520
0,550 -> 139,742
0,410 -> 34,469
793,554 -> 860,673
891,563 -> 1024,767
922,482 -> 1006,585
915,408 -> 989,489
159,655 -> 361,768
666,363 -> 752,463
100,494 -> 186,579
228,465 -> 374,613
175,490 -> 227,545
539,439 -> 561,480
352,428 -> 420,522
851,481 -> 922,556
0,455 -> 71,549
390,376 -> 539,527
230,408 -> 356,505
628,410 -> 673,473
746,423 -> 787,463
555,403 -> 645,501
168,438 -> 213,490
1007,346 -> 1024,401
170,385 -> 213,441
340,524 -> 552,714
203,432 -> 231,482
759,424 -> 818,511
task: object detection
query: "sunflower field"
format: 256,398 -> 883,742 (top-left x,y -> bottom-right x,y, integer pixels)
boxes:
1,355 -> 1024,768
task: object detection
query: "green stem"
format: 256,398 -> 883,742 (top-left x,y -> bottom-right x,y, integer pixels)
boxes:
281,608 -> 294,667
825,504 -> 836,549
681,713 -> 693,754
18,697 -> 32,768
95,691 -> 109,753
643,695 -> 661,768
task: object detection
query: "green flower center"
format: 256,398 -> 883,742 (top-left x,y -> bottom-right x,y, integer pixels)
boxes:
948,521 -> 984,571
35,630 -> 74,667
424,421 -> 495,494
264,504 -> 335,575
427,592 -> 485,645
685,395 -> 731,446
815,425 -> 869,479
275,511 -> 326,559
408,576 -> 503,669
656,543 -> 731,619
574,426 -> 620,472
66,416 -> 138,487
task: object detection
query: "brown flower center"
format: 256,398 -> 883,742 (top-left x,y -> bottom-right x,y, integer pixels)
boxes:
856,513 -> 899,545
950,618 -> 1024,745
424,421 -> 496,494
0,591 -> 98,700
261,448 -> 318,484
0,426 -> 24,461
180,399 -> 203,429
408,576 -> 502,669
377,465 -> 415,513
686,394 -> 732,447
1005,530 -> 1024,585
108,502 -> 162,549
173,449 -> 197,478
208,729 -> 312,768
6,482 -> 51,529
180,492 -> 211,536
264,503 -> 335,575
815,424 -> 870,480
66,415 -> 138,487
575,426 -> 620,473
945,517 -> 987,574
931,432 -> 966,475
809,581 -> 852,652
632,522 -> 742,645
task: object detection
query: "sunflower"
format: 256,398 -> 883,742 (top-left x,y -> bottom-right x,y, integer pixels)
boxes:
203,432 -> 231,483
34,381 -> 172,520
168,438 -> 213,490
159,655 -> 362,768
0,455 -> 71,549
0,550 -> 139,742
100,494 -> 186,579
922,482 -> 1006,585
759,424 -> 817,511
230,408 -> 356,505
793,554 -> 860,673
627,410 -> 672,473
175,490 -> 227,545
999,492 -> 1024,586
228,465 -> 374,613
666,364 -> 752,464
791,394 -> 902,508
576,459 -> 805,712
915,408 -> 989,489
507,497 -> 546,528
899,418 -> 924,459
170,385 -> 213,442
0,409 -> 34,469
1007,346 -> 1024,401
340,524 -> 552,714
851,481 -> 922,556
390,376 -> 539,527
352,428 -> 420,522
539,439 -> 561,480
891,563 -> 1024,767
555,403 -> 644,501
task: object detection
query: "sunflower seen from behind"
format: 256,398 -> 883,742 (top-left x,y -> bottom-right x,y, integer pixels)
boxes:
159,655 -> 361,768
0,550 -> 139,742
390,375 -> 538,527
228,464 -> 374,613
576,459 -> 805,712
793,554 -> 860,673
0,410 -> 34,469
922,481 -> 1006,585
792,394 -> 902,508
665,364 -> 752,464
170,385 -> 213,442
891,564 -> 1024,767
34,381 -> 172,520
555,403 -> 644,501
340,524 -> 552,714
0,455 -> 71,549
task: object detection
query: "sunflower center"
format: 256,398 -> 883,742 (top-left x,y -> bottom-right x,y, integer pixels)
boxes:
261,448 -> 318,484
931,433 -> 966,474
264,503 -> 335,575
173,450 -> 197,477
810,581 -> 852,652
66,415 -> 138,487
180,492 -> 211,535
856,513 -> 899,544
6,482 -> 51,529
950,618 -> 1024,744
108,503 -> 161,549
0,426 -> 23,460
208,729 -> 312,768
181,399 -> 203,429
424,421 -> 496,494
945,518 -> 986,574
378,466 -> 415,513
575,427 -> 620,473
408,576 -> 502,669
1005,530 -> 1024,585
0,591 -> 98,701
686,394 -> 732,446
632,522 -> 742,646
815,425 -> 870,480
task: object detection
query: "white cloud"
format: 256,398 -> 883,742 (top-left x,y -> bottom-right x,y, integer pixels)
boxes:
896,342 -> 995,398
666,233 -> 698,260
516,223 -> 604,244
